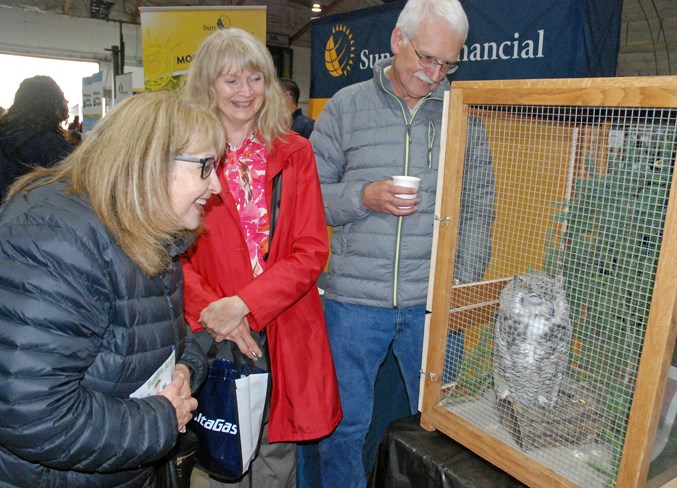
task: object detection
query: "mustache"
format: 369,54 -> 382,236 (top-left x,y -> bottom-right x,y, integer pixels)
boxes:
414,71 -> 438,84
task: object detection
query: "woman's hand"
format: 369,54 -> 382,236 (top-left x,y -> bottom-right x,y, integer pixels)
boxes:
159,372 -> 198,433
228,320 -> 263,360
173,364 -> 192,400
200,296 -> 261,360
199,295 -> 249,338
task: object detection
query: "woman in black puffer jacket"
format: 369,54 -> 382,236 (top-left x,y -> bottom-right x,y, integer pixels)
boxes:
0,91 -> 225,487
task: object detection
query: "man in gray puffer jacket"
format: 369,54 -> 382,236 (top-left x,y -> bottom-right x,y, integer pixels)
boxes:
310,1 -> 495,486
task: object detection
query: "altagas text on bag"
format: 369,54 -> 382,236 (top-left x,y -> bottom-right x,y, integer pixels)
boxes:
194,412 -> 238,434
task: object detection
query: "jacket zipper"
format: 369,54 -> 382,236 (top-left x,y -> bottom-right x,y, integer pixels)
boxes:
163,280 -> 180,347
427,121 -> 435,168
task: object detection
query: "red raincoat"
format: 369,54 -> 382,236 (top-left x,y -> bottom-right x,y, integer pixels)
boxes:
182,133 -> 342,442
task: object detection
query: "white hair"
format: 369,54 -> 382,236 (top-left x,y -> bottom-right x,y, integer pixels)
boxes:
396,0 -> 469,41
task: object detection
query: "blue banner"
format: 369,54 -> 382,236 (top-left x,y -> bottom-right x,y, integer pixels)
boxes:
310,1 -> 405,99
310,0 -> 622,99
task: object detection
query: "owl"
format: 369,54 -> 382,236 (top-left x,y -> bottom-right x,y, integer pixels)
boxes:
493,273 -> 572,408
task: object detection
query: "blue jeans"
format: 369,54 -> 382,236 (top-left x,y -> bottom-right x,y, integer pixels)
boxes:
318,300 -> 426,488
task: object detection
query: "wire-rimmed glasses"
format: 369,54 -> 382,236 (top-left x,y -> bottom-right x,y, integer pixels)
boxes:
410,39 -> 461,75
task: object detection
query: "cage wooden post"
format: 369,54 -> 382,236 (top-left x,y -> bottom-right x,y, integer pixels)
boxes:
420,87 -> 468,430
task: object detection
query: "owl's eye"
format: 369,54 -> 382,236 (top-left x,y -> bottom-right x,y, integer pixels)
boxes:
524,293 -> 542,304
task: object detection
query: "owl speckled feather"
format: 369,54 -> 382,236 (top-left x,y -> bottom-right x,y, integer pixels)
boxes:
493,273 -> 572,407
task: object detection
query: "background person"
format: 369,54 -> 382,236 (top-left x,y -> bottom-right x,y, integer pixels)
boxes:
0,75 -> 72,200
0,91 -> 223,486
68,114 -> 82,132
181,28 -> 342,488
66,127 -> 82,148
310,0 -> 496,486
279,77 -> 315,139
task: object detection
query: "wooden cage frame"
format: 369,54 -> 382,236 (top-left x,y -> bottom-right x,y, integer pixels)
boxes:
420,77 -> 677,488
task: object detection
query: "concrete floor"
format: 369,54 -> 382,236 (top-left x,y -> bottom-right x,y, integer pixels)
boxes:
190,468 -> 211,488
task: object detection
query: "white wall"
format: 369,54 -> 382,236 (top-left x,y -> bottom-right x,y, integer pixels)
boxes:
0,6 -> 142,71
618,0 -> 677,76
291,46 -> 312,113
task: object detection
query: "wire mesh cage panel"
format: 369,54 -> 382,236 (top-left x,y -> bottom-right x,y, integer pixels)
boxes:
420,77 -> 677,488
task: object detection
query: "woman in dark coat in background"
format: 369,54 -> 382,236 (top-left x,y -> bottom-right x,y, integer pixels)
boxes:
0,91 -> 225,487
0,75 -> 72,199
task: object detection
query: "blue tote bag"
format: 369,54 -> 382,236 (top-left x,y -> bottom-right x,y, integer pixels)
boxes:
191,342 -> 270,481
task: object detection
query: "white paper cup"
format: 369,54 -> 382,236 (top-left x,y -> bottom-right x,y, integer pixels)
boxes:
392,175 -> 420,209
392,175 -> 420,196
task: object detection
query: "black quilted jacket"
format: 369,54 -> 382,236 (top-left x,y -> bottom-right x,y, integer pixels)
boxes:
0,180 -> 207,487
0,126 -> 72,200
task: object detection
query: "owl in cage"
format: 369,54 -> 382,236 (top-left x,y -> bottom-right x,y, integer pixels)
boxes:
493,272 -> 572,408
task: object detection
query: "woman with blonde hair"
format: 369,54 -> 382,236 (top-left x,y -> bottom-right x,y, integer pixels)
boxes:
0,91 -> 224,487
182,28 -> 342,487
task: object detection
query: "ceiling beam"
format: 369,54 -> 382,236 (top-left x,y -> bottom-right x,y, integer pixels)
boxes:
290,23 -> 311,46
289,0 -> 350,46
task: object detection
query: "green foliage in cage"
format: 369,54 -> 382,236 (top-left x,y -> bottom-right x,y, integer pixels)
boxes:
447,324 -> 494,400
546,125 -> 674,375
545,123 -> 676,485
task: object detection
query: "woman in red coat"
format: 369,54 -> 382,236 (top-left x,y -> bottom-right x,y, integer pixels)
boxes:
182,28 -> 342,487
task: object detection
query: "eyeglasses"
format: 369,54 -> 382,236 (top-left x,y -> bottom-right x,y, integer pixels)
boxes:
175,155 -> 218,179
409,39 -> 460,75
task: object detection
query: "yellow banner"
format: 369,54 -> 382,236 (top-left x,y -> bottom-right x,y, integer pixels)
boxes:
308,98 -> 330,121
140,6 -> 266,92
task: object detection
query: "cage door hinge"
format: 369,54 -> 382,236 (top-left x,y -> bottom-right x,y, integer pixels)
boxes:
433,215 -> 450,226
420,369 -> 436,381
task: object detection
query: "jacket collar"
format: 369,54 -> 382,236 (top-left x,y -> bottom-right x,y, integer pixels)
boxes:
264,133 -> 307,180
167,235 -> 195,258
212,133 -> 307,205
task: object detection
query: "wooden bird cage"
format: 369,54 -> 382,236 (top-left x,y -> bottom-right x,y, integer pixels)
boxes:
420,77 -> 677,488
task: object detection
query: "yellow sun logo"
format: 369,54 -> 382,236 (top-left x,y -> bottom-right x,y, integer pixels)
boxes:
325,24 -> 355,78
142,29 -> 181,91
217,16 -> 230,30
